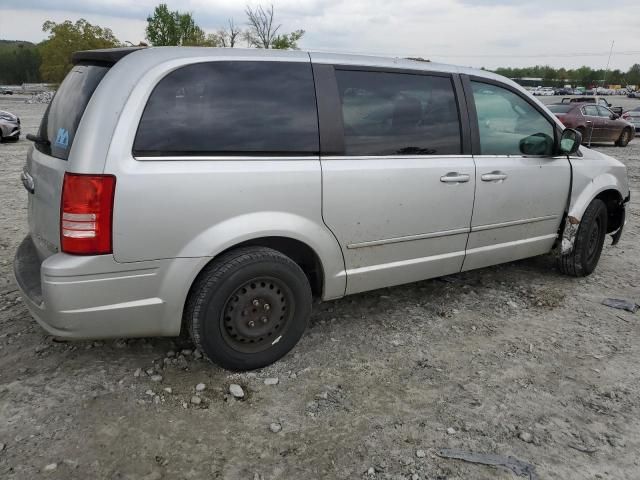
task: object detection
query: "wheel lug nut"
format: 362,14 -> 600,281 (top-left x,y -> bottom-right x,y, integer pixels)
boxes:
263,304 -> 270,311
248,320 -> 255,328
260,316 -> 268,324
252,299 -> 260,307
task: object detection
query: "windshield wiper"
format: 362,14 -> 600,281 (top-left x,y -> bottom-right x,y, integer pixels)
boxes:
26,133 -> 50,146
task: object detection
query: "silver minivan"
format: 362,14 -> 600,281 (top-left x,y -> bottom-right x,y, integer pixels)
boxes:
15,47 -> 629,370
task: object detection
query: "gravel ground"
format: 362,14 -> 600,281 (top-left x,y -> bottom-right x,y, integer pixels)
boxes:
0,95 -> 639,479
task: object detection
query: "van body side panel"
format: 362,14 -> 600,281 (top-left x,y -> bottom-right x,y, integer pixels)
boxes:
107,156 -> 346,299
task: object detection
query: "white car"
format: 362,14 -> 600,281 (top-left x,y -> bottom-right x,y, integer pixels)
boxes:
534,87 -> 555,96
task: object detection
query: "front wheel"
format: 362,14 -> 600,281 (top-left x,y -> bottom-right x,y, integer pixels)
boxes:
558,199 -> 608,277
185,246 -> 312,370
615,128 -> 632,147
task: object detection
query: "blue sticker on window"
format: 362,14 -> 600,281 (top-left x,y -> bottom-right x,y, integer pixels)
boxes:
54,128 -> 69,149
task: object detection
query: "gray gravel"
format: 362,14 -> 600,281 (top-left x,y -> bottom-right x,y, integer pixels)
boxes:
1,96 -> 639,479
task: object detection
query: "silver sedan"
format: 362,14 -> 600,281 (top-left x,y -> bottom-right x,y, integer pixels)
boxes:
0,110 -> 21,142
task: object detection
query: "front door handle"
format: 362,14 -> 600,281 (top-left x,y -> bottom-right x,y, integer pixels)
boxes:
481,171 -> 508,182
440,172 -> 470,183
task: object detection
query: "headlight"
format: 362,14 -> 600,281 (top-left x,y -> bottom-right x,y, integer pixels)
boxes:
0,114 -> 15,122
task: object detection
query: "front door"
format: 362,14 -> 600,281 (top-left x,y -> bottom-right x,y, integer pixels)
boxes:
462,79 -> 571,271
320,68 -> 475,294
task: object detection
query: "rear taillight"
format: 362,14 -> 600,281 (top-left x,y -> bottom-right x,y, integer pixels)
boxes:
60,173 -> 116,255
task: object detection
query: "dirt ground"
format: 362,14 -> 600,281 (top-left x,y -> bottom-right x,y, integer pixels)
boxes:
0,95 -> 639,480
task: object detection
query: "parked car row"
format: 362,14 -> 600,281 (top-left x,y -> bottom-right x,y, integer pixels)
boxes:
529,86 -> 637,97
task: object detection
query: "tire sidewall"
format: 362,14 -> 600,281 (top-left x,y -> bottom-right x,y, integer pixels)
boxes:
577,201 -> 607,274
618,129 -> 630,147
196,255 -> 311,370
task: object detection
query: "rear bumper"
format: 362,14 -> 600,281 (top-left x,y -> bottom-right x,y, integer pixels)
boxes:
14,235 -> 206,339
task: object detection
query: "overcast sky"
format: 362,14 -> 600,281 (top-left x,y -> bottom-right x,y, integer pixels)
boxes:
1,0 -> 639,70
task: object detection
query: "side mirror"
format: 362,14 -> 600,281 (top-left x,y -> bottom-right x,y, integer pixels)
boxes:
519,133 -> 554,156
559,128 -> 581,155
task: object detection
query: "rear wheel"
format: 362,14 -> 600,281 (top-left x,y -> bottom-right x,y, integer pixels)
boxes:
615,128 -> 632,147
558,199 -> 607,277
185,246 -> 312,370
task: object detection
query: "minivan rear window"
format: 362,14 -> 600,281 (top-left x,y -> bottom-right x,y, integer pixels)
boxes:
133,61 -> 319,156
36,63 -> 109,160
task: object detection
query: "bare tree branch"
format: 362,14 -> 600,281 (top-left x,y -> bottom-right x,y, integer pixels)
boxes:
245,4 -> 281,49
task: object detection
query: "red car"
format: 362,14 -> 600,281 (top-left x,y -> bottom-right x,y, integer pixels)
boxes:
548,103 -> 635,146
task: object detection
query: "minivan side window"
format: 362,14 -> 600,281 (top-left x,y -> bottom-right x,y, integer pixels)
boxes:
134,61 -> 319,156
334,70 -> 461,156
471,81 -> 555,156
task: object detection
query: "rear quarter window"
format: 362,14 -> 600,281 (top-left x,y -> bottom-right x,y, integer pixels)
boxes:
133,61 -> 319,156
37,63 -> 109,160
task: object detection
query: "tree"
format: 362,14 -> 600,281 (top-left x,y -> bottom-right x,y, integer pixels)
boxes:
244,4 -> 304,49
39,19 -> 120,83
145,4 -> 207,46
627,64 -> 640,86
216,19 -> 242,48
0,41 -> 41,84
271,30 -> 305,50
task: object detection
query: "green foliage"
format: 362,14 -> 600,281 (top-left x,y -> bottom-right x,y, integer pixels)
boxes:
270,29 -> 305,50
145,4 -> 208,46
39,19 -> 121,83
493,64 -> 639,87
0,41 -> 41,84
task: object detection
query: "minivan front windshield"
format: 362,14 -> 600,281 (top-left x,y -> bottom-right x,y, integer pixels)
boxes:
36,63 -> 109,160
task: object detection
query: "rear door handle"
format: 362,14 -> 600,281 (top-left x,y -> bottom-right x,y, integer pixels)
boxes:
440,172 -> 470,183
481,171 -> 508,182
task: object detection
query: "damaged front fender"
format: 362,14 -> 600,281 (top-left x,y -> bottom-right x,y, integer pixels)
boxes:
560,216 -> 580,255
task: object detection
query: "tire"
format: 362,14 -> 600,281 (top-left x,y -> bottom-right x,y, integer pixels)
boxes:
558,199 -> 608,277
185,246 -> 312,370
615,128 -> 632,147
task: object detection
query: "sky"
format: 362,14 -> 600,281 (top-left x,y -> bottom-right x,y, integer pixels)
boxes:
1,0 -> 639,70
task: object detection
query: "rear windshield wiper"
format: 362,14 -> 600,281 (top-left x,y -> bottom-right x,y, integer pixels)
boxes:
26,133 -> 50,146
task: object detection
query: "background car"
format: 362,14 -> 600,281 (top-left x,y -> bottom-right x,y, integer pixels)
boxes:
547,103 -> 635,146
560,96 -> 623,115
628,91 -> 640,99
0,110 -> 21,142
554,87 -> 573,95
0,88 -> 13,95
622,107 -> 640,132
533,87 -> 555,96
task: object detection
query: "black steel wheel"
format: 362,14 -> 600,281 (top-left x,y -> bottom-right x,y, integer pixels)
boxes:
185,246 -> 312,370
558,199 -> 608,277
221,277 -> 294,354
